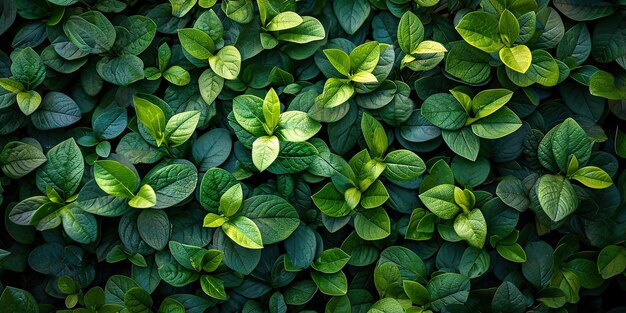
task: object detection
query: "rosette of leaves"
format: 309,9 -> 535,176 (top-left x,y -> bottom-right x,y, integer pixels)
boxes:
177,22 -> 242,80
397,11 -> 447,72
312,113 -> 425,240
144,42 -> 191,86
200,167 -> 300,250
230,88 -> 321,172
418,160 -> 488,248
531,118 -> 613,224
0,47 -> 46,115
422,87 -> 522,161
315,41 -> 386,108
8,138 -> 98,244
257,0 -> 325,49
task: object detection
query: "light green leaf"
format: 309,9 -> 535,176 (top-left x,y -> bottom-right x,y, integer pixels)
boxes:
208,46 -> 241,80
350,41 -> 380,73
499,9 -> 520,46
361,112 -> 388,157
589,70 -> 626,100
252,135 -> 280,172
597,245 -> 626,279
200,275 -> 228,300
323,49 -> 351,77
16,90 -> 41,116
453,208 -> 487,248
93,160 -> 138,198
471,88 -> 514,119
311,271 -> 348,296
222,216 -> 264,249
419,184 -> 460,219
276,16 -> 325,44
165,111 -> 200,147
383,149 -> 426,181
499,45 -> 532,73
219,183 -> 242,217
170,0 -> 197,17
177,28 -> 215,60
455,11 -> 504,53
276,111 -> 321,142
0,141 -> 46,179
133,96 -> 166,147
471,107 -> 522,139
263,88 -> 281,132
128,184 -> 157,209
360,180 -> 389,209
311,248 -> 351,274
316,78 -> 354,108
312,183 -> 352,217
398,11 -> 424,54
570,166 -> 612,189
537,174 -> 578,222
442,127 -> 480,161
266,11 -> 303,31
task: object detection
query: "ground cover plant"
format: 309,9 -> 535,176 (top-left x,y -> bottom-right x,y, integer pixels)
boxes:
1,0 -> 626,312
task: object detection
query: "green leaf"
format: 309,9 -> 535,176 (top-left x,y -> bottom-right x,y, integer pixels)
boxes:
471,107 -> 522,139
499,45 -> 532,73
170,0 -> 197,17
312,183 -> 352,217
361,112 -> 388,157
492,282 -> 527,313
63,11 -> 116,54
442,127 -> 481,161
499,10 -> 520,46
140,160 -> 198,209
354,207 -> 391,240
262,88 -> 280,132
383,149 -> 425,181
10,47 -> 45,88
221,0 -> 254,24
471,88 -> 514,119
350,41 -> 380,74
427,273 -> 470,311
275,16 -> 325,44
422,93 -> 468,130
350,71 -> 378,84
526,50 -> 559,87
455,11 -> 504,53
556,23 -> 591,66
177,28 -> 215,60
453,208 -> 487,248
597,245 -> 626,279
445,41 -> 492,84
496,243 -> 527,263
553,0 -> 615,21
124,287 -> 152,313
266,11 -> 303,31
222,216 -> 264,249
31,92 -> 81,130
323,49 -> 351,77
333,0 -> 370,35
252,135 -> 280,172
589,70 -> 626,100
0,141 -> 46,179
219,183 -> 242,217
133,96 -> 166,147
312,248 -> 351,274
165,111 -> 200,147
536,174 -> 578,222
276,111 -> 321,142
128,184 -> 157,209
239,195 -> 300,244
360,180 -> 389,209
198,68 -> 224,105
37,138 -> 84,197
93,160 -> 138,198
398,11 -> 424,54
233,94 -> 267,136
114,15 -> 156,55
60,206 -> 98,244
570,166 -> 612,189
208,46 -> 241,80
419,184 -> 460,219
137,209 -> 170,250
0,287 -> 39,313
316,78 -> 355,108
311,271 -> 348,296
163,66 -> 191,86
200,275 -> 228,300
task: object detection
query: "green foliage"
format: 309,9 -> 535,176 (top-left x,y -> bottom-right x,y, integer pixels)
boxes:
0,0 -> 625,312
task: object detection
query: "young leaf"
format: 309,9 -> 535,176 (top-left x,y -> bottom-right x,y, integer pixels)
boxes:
165,111 -> 200,147
133,96 -> 166,147
93,160 -> 138,198
456,11 -> 504,53
222,216 -> 264,249
252,135 -> 280,172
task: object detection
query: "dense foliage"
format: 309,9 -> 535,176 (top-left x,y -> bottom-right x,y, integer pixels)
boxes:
1,0 -> 626,312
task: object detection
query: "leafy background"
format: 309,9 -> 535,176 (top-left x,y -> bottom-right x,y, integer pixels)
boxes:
0,0 -> 626,312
